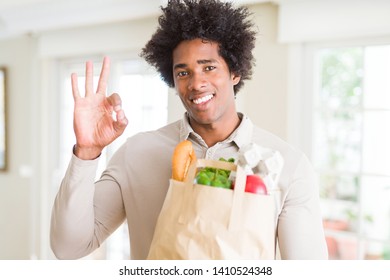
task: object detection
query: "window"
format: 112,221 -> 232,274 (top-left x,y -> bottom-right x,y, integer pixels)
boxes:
312,45 -> 390,259
59,56 -> 168,259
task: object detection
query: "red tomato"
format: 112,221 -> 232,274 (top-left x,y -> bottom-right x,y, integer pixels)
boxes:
245,175 -> 268,195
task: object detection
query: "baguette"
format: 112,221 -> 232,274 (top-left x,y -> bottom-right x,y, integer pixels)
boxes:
172,140 -> 196,181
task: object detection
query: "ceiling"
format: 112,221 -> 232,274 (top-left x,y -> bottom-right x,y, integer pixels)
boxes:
0,0 -> 275,40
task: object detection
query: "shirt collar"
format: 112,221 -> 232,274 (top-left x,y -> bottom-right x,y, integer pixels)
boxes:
226,113 -> 253,149
179,112 -> 192,141
179,112 -> 254,148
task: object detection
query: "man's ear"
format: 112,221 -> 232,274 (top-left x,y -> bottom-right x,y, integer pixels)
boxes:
231,73 -> 241,85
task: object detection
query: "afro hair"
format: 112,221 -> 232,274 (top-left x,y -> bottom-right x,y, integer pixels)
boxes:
140,0 -> 257,94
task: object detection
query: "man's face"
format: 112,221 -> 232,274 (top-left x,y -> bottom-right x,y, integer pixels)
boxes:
172,39 -> 240,128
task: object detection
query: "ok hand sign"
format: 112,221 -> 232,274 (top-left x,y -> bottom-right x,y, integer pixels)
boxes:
71,57 -> 128,160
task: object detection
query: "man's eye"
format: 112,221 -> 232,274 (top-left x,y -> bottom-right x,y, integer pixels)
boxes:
177,71 -> 188,77
205,66 -> 216,71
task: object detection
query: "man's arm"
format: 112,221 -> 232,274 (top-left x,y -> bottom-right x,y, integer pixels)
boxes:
50,153 -> 125,259
277,155 -> 328,259
50,57 -> 128,259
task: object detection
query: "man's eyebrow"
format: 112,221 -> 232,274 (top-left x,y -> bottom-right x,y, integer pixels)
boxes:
197,59 -> 218,64
173,63 -> 187,70
173,59 -> 218,70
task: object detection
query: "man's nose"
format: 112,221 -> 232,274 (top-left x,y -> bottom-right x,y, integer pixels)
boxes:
188,72 -> 207,91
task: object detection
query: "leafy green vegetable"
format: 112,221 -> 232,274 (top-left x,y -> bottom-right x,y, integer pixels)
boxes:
195,158 -> 234,189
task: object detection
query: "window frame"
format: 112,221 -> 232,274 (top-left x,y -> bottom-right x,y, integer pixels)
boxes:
290,37 -> 390,259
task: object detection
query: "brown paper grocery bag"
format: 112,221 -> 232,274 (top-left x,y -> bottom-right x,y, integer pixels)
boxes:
147,159 -> 276,260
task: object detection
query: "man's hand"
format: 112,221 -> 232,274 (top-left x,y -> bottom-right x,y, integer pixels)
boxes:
71,57 -> 128,160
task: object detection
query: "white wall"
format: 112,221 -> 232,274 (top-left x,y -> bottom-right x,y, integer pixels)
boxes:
0,2 -> 287,259
278,0 -> 390,43
241,3 -> 288,139
0,35 -> 40,259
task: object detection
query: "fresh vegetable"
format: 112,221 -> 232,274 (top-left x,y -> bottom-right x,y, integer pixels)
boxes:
194,157 -> 268,194
244,175 -> 268,195
195,158 -> 234,189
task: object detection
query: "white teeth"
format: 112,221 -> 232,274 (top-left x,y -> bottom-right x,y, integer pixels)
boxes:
193,94 -> 214,104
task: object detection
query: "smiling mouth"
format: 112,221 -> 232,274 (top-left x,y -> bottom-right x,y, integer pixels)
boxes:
192,94 -> 214,105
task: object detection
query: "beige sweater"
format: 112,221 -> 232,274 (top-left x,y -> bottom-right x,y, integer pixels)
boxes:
50,113 -> 328,260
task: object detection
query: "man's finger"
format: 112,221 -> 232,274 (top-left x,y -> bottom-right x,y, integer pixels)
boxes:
71,73 -> 80,100
85,61 -> 94,97
114,109 -> 128,134
107,93 -> 123,111
108,93 -> 128,135
97,56 -> 110,95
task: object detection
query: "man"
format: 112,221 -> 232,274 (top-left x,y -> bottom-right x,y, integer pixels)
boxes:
50,0 -> 328,259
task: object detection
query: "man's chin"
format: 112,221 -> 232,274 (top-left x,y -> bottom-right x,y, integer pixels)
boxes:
188,114 -> 214,127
